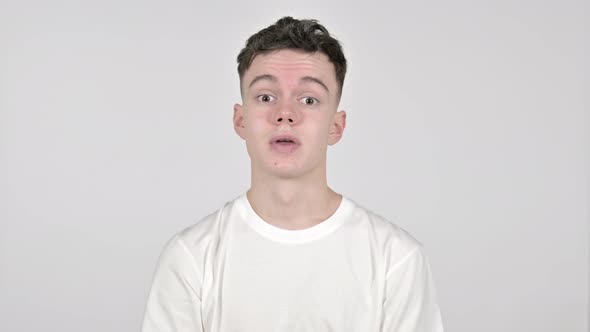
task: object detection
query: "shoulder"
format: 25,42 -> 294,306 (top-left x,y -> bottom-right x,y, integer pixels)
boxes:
348,197 -> 423,269
174,197 -> 237,253
157,197 -> 237,265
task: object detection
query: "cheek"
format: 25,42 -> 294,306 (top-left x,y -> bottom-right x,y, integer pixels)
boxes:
244,112 -> 270,144
307,120 -> 331,146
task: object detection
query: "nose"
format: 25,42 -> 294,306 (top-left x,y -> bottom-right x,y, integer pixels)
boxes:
273,103 -> 299,125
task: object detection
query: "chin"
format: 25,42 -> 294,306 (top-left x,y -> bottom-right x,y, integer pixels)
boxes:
252,158 -> 299,177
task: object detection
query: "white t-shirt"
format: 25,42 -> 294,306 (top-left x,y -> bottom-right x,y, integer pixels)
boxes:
141,193 -> 444,332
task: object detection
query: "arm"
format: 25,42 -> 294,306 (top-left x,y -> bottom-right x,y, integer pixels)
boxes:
141,235 -> 204,332
380,246 -> 444,332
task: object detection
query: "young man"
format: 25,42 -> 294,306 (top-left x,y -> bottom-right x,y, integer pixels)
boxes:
141,16 -> 444,332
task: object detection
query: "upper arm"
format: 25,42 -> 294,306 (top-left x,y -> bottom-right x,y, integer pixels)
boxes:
380,246 -> 444,332
141,235 -> 204,332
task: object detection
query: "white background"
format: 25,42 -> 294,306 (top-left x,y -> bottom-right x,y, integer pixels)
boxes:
0,0 -> 587,331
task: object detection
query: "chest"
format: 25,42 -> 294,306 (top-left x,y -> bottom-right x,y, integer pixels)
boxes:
201,233 -> 385,331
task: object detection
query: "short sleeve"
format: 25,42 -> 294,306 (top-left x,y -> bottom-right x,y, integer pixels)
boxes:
141,234 -> 204,332
380,246 -> 444,332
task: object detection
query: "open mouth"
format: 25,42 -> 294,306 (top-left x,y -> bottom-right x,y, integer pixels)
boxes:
275,139 -> 295,145
270,137 -> 300,154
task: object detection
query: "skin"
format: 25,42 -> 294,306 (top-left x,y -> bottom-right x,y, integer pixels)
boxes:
233,49 -> 347,230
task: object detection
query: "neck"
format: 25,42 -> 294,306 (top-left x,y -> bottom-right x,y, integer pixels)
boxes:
247,163 -> 342,230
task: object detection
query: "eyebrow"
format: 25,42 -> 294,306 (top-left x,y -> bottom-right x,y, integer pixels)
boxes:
248,74 -> 330,94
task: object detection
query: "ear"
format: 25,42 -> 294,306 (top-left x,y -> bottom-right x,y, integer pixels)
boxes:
327,110 -> 346,145
233,103 -> 246,140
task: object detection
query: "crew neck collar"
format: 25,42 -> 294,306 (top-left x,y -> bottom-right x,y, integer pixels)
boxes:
236,192 -> 354,244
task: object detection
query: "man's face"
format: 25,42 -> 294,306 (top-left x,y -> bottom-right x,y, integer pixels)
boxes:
233,49 -> 346,179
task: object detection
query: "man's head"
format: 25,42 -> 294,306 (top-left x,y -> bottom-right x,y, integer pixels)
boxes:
237,16 -> 347,101
233,17 -> 347,180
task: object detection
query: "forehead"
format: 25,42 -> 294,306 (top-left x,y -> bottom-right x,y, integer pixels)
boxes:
244,49 -> 337,88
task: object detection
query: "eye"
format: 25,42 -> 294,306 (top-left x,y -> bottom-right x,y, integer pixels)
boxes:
300,96 -> 319,105
256,94 -> 276,103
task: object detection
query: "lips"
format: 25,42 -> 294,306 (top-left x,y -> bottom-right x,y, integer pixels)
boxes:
270,134 -> 301,154
269,134 -> 301,145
